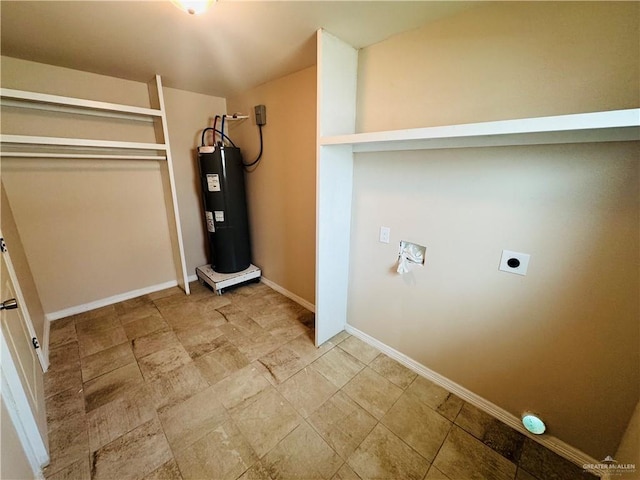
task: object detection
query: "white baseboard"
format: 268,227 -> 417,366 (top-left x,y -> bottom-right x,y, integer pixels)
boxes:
260,276 -> 315,313
45,274 -> 313,322
45,274 -> 315,322
45,279 -> 180,322
345,324 -> 605,477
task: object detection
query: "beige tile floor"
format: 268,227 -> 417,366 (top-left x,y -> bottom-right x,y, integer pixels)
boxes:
43,281 -> 596,480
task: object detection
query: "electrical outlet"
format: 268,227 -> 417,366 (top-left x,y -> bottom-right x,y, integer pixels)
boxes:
499,250 -> 530,276
379,226 -> 390,244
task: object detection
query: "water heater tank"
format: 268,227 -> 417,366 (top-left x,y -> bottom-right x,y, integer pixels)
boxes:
198,145 -> 251,273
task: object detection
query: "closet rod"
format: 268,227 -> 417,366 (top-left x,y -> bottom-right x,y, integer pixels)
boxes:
0,134 -> 168,151
0,152 -> 167,160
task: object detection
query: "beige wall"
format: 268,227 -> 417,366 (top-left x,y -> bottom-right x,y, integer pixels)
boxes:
0,57 -> 225,314
357,1 -> 639,132
227,67 -> 316,304
349,2 -> 639,460
163,86 -> 227,272
349,144 -> 639,459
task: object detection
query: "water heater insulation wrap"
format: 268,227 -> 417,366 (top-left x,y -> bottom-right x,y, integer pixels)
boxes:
198,146 -> 251,273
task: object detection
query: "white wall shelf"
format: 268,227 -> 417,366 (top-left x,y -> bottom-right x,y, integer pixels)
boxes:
0,77 -> 191,295
320,108 -> 640,152
0,87 -> 163,120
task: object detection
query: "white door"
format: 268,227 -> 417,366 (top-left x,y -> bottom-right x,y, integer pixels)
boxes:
0,249 -> 49,475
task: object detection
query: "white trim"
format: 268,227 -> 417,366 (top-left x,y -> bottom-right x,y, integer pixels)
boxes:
0,330 -> 49,477
187,273 -> 198,283
151,75 -> 190,296
315,29 -> 358,346
41,319 -> 50,372
345,324 -> 607,477
45,279 -> 179,322
0,234 -> 48,371
261,276 -> 315,313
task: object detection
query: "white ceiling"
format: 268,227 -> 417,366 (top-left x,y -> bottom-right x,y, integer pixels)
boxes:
1,1 -> 474,98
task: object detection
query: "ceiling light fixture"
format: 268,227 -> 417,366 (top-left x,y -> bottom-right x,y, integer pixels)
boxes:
170,0 -> 214,15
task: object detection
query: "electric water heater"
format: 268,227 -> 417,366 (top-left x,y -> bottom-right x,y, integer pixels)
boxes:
198,145 -> 251,273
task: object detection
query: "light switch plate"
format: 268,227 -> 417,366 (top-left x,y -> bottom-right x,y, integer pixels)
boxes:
379,226 -> 390,244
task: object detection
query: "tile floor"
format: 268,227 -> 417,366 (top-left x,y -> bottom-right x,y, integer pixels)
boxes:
43,281 -> 596,480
